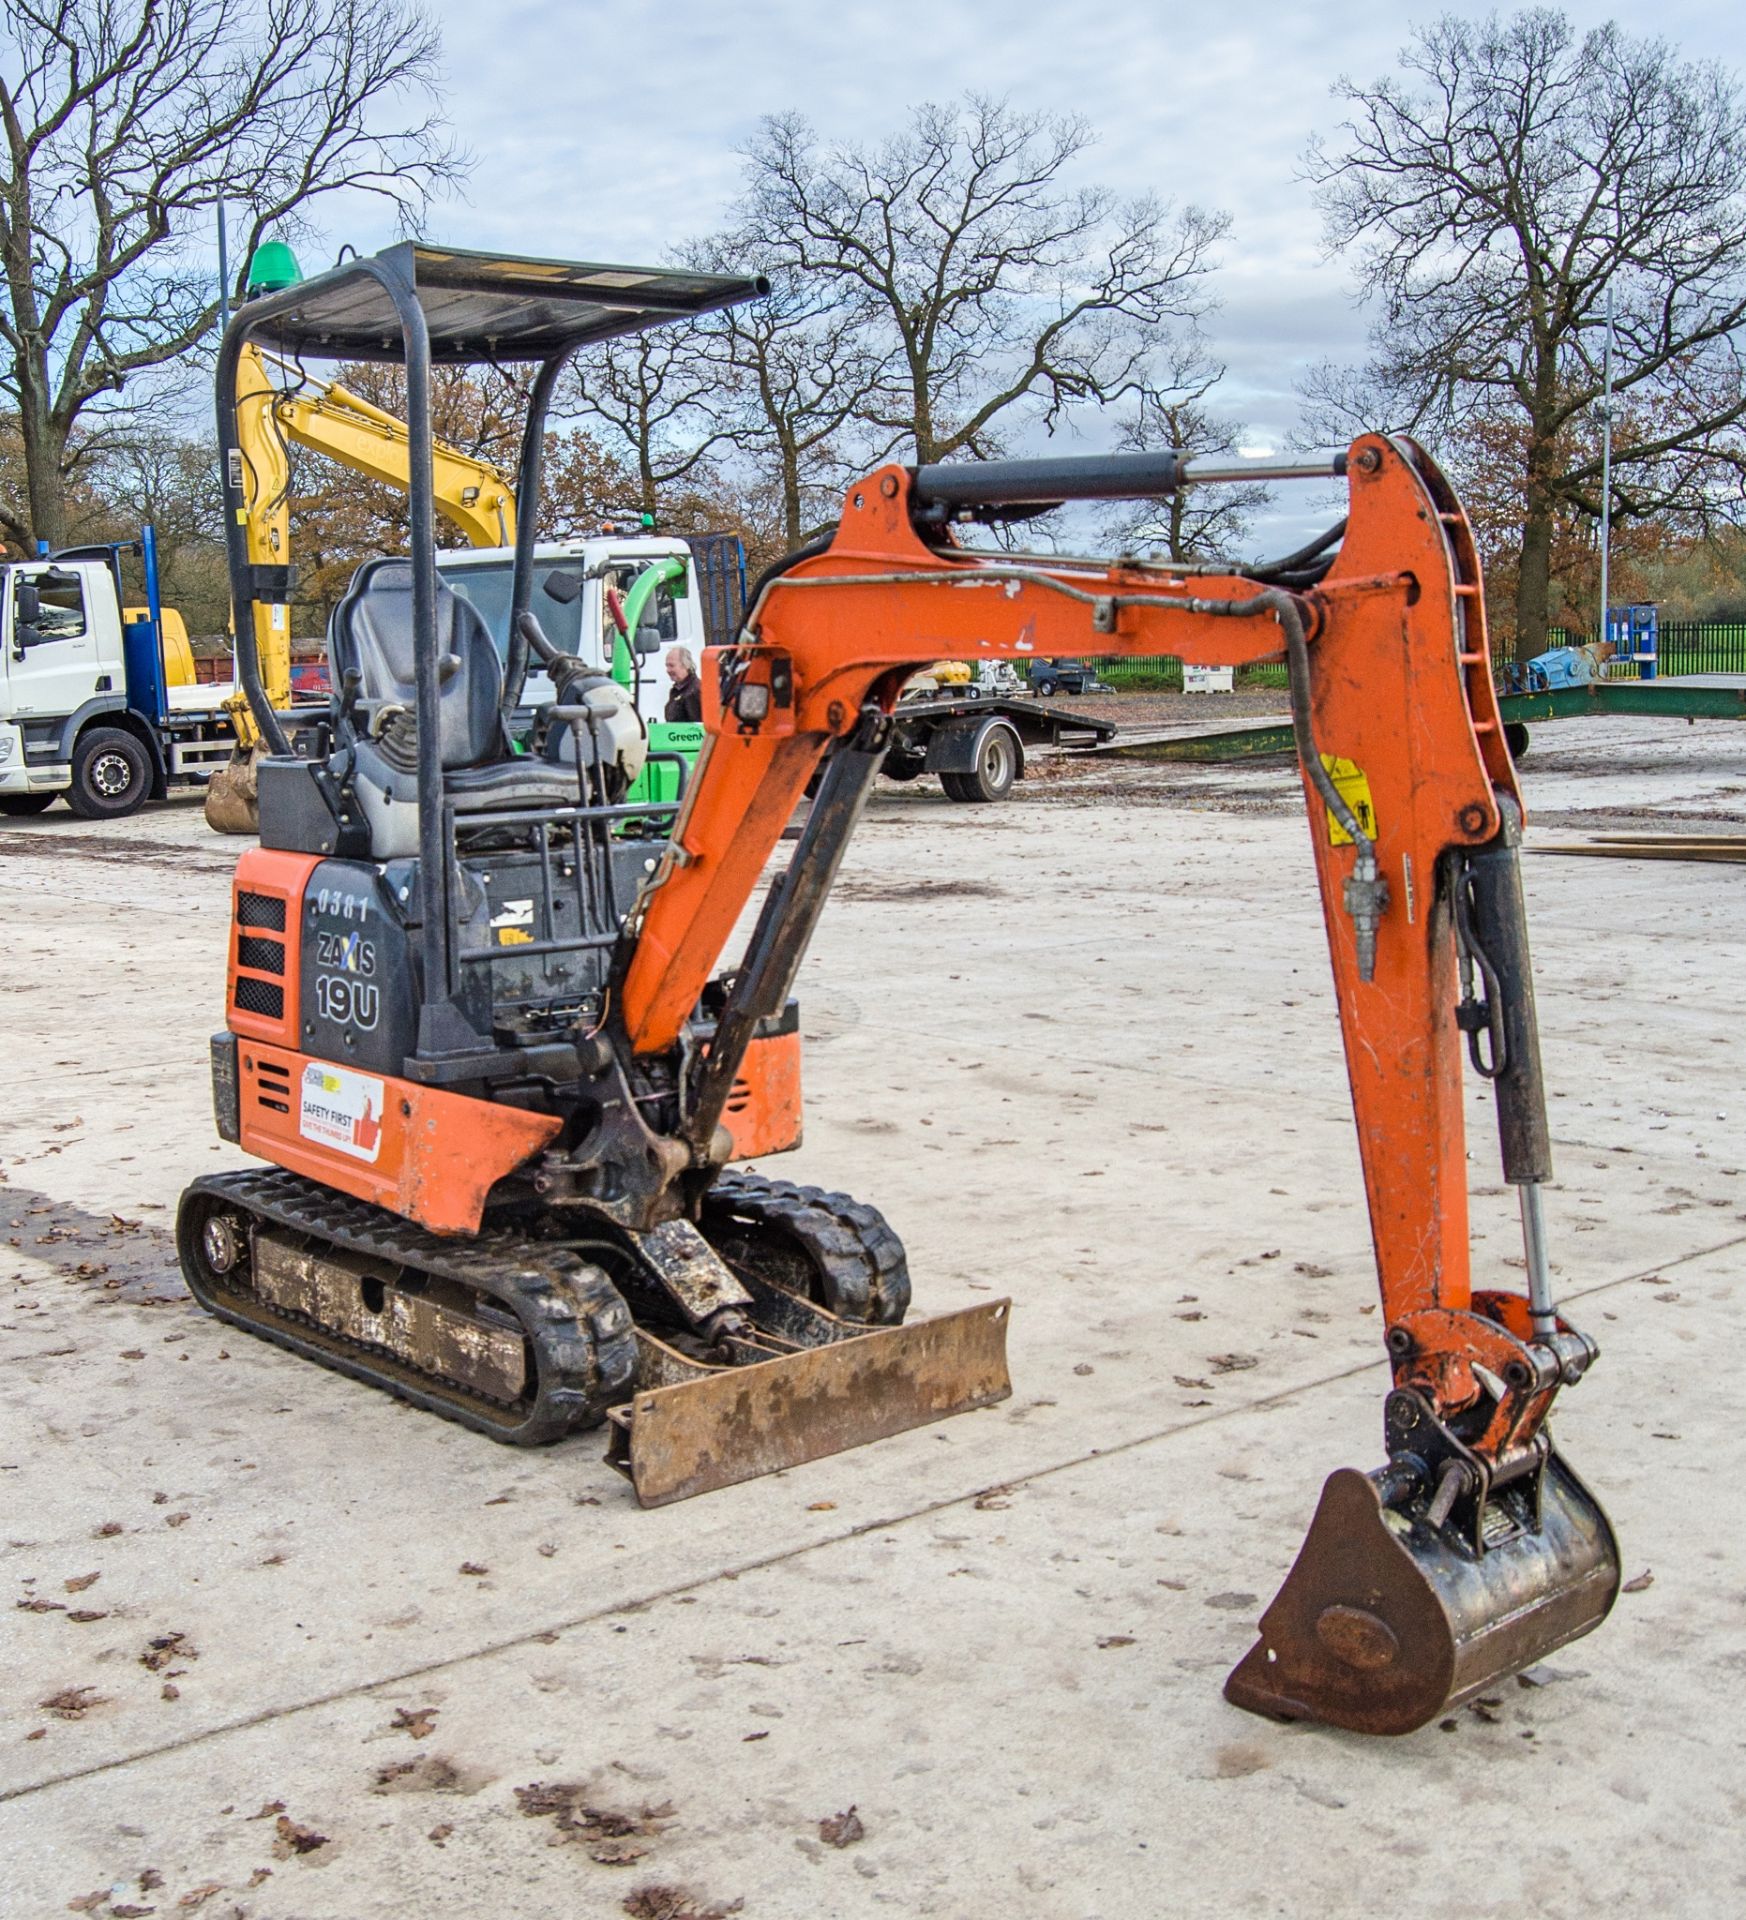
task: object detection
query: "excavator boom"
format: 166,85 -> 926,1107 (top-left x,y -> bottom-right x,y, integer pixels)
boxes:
608,435 -> 1619,1731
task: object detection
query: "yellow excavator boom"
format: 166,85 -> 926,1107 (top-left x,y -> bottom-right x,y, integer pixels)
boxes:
208,345 -> 520,827
263,359 -> 517,551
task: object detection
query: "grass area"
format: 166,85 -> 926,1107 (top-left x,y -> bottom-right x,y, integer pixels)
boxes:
1073,658 -> 1289,692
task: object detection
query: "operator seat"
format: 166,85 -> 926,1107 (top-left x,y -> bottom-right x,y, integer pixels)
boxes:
328,557 -> 593,859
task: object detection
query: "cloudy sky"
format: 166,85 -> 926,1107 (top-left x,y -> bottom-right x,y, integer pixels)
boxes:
326,0 -> 1742,539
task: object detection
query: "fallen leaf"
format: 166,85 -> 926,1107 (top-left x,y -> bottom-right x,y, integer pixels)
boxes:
40,1685 -> 105,1719
176,1885 -> 224,1910
1208,1353 -> 1259,1374
621,1888 -> 741,1920
120,1350 -> 145,1361
391,1705 -> 439,1740
1072,1363 -> 1094,1376
741,1730 -> 769,1742
138,1872 -> 163,1893
805,1502 -> 835,1512
515,1781 -> 582,1819
537,1543 -> 558,1558
18,1597 -> 67,1613
591,1840 -> 650,1866
25,1727 -> 46,1740
160,1683 -> 180,1701
427,1824 -> 453,1847
458,1562 -> 488,1577
1173,1375 -> 1210,1390
247,1869 -> 271,1887
141,1633 -> 194,1671
818,1806 -> 865,1848
1621,1568 -> 1654,1593
110,1906 -> 155,1917
271,1814 -> 329,1858
67,1610 -> 108,1624
67,1893 -> 109,1912
63,1573 -> 100,1593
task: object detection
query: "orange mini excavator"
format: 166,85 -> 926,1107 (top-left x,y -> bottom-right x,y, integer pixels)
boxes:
178,244 -> 1620,1735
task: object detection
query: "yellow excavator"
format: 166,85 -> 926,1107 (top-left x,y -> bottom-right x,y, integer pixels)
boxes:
205,244 -> 519,832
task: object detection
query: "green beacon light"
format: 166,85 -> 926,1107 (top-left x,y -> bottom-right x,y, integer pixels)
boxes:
244,239 -> 302,296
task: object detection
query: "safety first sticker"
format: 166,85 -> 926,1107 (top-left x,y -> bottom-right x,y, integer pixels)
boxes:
299,1063 -> 385,1164
1319,754 -> 1378,847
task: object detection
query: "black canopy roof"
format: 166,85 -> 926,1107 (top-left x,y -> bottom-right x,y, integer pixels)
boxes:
240,242 -> 767,364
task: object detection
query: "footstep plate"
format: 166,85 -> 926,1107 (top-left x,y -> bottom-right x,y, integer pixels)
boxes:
605,1300 -> 1012,1505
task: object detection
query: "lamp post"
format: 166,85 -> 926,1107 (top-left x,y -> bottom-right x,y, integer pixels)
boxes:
1596,285 -> 1615,657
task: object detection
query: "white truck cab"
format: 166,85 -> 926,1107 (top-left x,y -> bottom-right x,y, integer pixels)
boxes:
436,534 -> 709,729
1,546 -> 238,819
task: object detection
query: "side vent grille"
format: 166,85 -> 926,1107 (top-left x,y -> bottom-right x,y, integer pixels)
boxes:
234,976 -> 285,1019
237,891 -> 287,932
254,1055 -> 292,1114
726,1076 -> 752,1116
237,933 -> 286,975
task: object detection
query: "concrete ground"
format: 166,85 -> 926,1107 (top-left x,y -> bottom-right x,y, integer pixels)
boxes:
3,714 -> 1744,1919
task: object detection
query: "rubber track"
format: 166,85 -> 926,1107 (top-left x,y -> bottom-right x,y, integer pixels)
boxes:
701,1171 -> 911,1325
178,1169 -> 638,1446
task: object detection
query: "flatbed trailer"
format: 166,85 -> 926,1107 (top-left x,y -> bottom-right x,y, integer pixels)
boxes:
1103,677 -> 1746,767
883,689 -> 1117,802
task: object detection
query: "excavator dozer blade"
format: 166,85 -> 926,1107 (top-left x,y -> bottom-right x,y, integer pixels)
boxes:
605,1299 -> 1012,1506
1224,1452 -> 1620,1735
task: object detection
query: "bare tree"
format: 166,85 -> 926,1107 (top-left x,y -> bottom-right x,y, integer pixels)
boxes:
696,249 -> 889,547
1307,9 -> 1746,658
742,96 -> 1227,466
0,0 -> 460,550
1103,345 -> 1271,562
564,326 -> 732,521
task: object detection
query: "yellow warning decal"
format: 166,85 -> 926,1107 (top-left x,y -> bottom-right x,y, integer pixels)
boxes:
495,926 -> 533,947
1320,754 -> 1378,847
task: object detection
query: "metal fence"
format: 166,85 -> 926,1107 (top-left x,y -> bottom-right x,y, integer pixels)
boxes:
1496,623 -> 1746,678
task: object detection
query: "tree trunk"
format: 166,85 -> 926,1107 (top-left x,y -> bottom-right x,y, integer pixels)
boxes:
780,445 -> 802,547
16,358 -> 69,550
1513,490 -> 1554,666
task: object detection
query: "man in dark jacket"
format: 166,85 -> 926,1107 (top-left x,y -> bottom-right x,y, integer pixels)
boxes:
664,645 -> 702,723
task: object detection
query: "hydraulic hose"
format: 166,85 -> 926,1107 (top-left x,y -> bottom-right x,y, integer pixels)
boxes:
1247,518 -> 1348,583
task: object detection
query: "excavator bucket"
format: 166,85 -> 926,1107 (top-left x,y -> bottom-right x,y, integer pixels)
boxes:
203,746 -> 260,834
1224,1450 -> 1620,1735
605,1299 -> 1012,1505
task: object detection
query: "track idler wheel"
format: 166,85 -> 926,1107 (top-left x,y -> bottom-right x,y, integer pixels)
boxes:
1225,1448 -> 1619,1735
699,1173 -> 910,1325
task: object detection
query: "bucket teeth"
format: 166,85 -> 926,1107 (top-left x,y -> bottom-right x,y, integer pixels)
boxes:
1225,1450 -> 1620,1735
